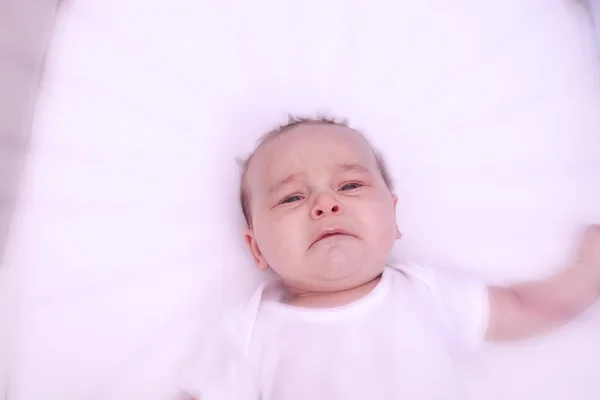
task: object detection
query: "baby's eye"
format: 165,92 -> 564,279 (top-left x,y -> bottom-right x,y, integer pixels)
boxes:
340,182 -> 362,191
281,195 -> 303,204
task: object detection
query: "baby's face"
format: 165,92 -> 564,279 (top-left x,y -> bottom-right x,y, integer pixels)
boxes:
244,124 -> 400,293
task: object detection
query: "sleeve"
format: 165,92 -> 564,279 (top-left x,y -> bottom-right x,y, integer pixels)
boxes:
175,315 -> 260,400
420,264 -> 490,352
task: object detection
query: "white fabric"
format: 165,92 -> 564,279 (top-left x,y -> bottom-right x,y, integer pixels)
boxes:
178,263 -> 488,400
592,0 -> 600,43
4,0 -> 600,399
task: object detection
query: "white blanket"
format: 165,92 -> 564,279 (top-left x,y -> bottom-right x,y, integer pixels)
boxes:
592,0 -> 600,42
4,1 -> 600,399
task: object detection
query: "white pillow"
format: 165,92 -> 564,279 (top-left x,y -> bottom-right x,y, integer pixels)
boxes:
5,1 -> 600,399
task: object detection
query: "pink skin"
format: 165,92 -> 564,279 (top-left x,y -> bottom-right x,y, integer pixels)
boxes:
243,124 -> 400,307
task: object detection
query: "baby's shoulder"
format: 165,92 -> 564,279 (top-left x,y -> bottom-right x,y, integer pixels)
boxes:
389,260 -> 479,285
212,280 -> 270,346
387,260 -> 485,305
387,260 -> 437,288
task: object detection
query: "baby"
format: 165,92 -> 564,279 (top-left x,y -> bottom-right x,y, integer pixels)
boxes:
177,116 -> 600,399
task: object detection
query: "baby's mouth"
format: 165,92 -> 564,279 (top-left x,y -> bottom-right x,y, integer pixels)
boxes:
318,232 -> 347,241
310,229 -> 354,247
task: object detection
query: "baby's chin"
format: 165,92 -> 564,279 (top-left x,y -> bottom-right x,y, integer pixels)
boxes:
309,240 -> 371,268
304,254 -> 384,289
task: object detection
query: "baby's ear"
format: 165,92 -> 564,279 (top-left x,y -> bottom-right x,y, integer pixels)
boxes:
244,228 -> 269,271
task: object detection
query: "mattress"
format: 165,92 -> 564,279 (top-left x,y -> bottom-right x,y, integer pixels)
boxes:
0,1 -> 61,398
2,1 -> 600,399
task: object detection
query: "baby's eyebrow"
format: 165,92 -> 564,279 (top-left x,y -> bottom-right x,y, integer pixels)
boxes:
266,164 -> 371,194
335,163 -> 372,174
267,173 -> 300,194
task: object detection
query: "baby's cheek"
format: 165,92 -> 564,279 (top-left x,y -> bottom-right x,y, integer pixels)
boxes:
263,223 -> 299,256
376,212 -> 400,250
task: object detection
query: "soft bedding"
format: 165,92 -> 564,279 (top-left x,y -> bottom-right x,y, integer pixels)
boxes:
2,1 -> 600,399
1,1 -> 61,398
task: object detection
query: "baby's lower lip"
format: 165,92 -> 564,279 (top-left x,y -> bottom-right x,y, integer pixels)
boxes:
320,233 -> 346,240
310,232 -> 354,248
315,232 -> 353,243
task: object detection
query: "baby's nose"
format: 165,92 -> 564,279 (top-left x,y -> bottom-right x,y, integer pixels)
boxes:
311,194 -> 342,219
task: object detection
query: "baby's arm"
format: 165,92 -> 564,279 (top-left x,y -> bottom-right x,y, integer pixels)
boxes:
485,226 -> 600,341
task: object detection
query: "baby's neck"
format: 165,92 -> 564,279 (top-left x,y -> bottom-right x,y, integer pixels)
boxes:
284,274 -> 382,308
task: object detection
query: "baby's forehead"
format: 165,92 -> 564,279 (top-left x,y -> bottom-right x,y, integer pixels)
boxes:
255,124 -> 374,162
246,124 -> 378,185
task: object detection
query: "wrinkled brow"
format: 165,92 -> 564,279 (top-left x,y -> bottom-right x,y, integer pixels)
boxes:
266,163 -> 372,194
267,173 -> 301,194
335,163 -> 372,174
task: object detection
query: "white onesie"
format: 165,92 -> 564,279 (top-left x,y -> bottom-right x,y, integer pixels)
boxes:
178,262 -> 489,400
